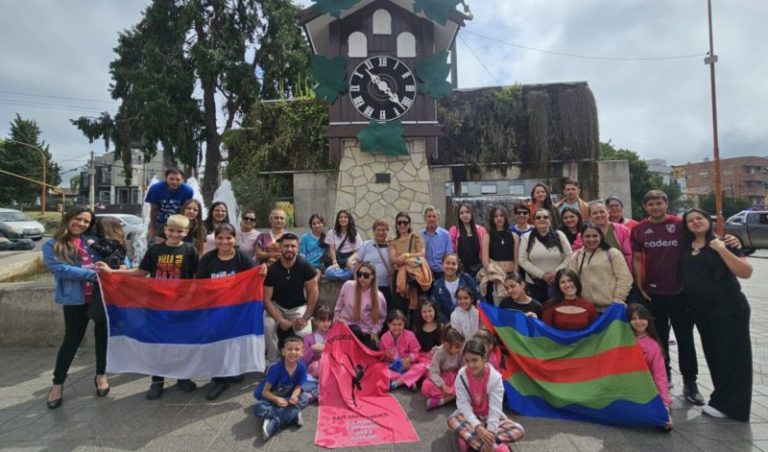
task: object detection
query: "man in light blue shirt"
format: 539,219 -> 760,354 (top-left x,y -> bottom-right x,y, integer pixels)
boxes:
420,206 -> 453,282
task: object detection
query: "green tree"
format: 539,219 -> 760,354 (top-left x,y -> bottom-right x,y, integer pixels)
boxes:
699,193 -> 751,219
257,0 -> 313,99
599,141 -> 654,219
0,114 -> 62,208
71,0 -> 312,204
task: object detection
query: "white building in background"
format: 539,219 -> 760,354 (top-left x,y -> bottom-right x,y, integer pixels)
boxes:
647,159 -> 673,185
80,149 -> 165,213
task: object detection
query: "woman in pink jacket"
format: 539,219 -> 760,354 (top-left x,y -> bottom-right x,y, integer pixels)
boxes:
334,262 -> 387,351
572,201 -> 632,271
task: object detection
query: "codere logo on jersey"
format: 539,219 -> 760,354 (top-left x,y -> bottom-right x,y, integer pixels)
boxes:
644,239 -> 679,248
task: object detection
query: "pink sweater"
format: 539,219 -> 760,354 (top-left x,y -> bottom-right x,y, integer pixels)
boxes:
334,280 -> 387,334
637,334 -> 671,407
379,329 -> 421,363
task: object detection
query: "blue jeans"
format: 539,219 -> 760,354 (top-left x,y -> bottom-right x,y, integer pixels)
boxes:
324,267 -> 352,281
253,393 -> 310,429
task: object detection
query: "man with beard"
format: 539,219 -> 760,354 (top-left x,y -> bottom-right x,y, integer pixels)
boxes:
263,232 -> 319,365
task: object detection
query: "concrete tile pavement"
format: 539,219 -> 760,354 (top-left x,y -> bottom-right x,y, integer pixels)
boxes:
1,256 -> 767,451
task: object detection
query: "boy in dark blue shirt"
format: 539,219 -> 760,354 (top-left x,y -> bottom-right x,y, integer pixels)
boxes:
253,335 -> 310,440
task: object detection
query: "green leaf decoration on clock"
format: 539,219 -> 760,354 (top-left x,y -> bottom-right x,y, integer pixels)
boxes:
312,0 -> 362,18
415,51 -> 453,100
357,120 -> 409,156
311,55 -> 348,103
412,0 -> 461,26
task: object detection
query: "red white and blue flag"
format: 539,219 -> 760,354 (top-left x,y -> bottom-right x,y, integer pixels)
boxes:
98,268 -> 265,379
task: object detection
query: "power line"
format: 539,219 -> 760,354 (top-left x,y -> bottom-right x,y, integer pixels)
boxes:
458,35 -> 501,86
0,98 -> 110,114
0,90 -> 117,105
462,29 -> 705,62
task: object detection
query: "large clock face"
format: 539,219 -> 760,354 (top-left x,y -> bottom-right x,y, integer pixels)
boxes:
349,56 -> 417,121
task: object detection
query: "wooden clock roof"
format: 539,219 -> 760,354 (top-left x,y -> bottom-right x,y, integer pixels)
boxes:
298,0 -> 470,56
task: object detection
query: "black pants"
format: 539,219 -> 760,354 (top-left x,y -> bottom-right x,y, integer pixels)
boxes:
647,293 -> 698,384
53,304 -> 107,385
690,294 -> 752,421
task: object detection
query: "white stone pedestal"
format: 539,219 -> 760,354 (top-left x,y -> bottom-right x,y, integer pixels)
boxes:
334,138 -> 433,239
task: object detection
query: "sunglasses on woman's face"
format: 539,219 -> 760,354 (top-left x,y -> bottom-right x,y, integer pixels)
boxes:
356,271 -> 373,279
515,211 -> 529,216
396,220 -> 410,225
242,217 -> 256,222
534,215 -> 550,220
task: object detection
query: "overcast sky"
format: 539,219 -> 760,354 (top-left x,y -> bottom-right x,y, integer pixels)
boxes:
1,0 -> 765,185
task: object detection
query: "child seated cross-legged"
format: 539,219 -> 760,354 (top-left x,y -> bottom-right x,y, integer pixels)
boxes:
448,339 -> 525,452
379,310 -> 424,390
253,335 -> 310,441
301,306 -> 333,403
422,326 -> 465,411
95,214 -> 199,401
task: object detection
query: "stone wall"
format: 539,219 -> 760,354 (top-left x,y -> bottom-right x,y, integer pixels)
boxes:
293,170 -> 338,227
597,160 -> 632,210
334,138 -> 433,239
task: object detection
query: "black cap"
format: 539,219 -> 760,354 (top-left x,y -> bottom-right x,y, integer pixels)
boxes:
277,232 -> 299,242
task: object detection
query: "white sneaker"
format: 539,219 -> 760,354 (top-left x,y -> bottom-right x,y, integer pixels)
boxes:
262,418 -> 277,440
296,412 -> 304,427
702,404 -> 727,419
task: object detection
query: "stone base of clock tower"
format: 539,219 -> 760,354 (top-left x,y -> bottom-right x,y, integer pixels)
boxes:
334,138 -> 433,240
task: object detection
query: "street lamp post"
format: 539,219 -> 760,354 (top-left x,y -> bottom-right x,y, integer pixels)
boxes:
5,139 -> 47,214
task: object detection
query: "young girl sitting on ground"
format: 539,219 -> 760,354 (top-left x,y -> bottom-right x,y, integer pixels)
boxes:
628,303 -> 673,430
379,310 -> 423,390
451,287 -> 480,340
301,306 -> 333,402
422,326 -> 465,411
448,339 -> 525,452
498,273 -> 542,318
416,298 -> 443,353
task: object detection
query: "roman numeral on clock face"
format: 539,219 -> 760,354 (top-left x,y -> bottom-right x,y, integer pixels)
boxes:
364,106 -> 374,117
378,57 -> 387,67
350,85 -> 360,92
405,85 -> 416,92
352,96 -> 365,107
379,110 -> 387,120
402,97 -> 413,108
364,60 -> 374,70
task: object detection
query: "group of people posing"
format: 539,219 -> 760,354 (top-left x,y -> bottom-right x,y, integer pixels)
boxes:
42,169 -> 754,451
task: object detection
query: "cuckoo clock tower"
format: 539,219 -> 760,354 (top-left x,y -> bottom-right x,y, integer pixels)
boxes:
300,0 -> 470,234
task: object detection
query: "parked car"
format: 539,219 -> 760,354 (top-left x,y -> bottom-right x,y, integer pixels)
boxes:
724,210 -> 768,255
0,208 -> 45,241
95,213 -> 145,258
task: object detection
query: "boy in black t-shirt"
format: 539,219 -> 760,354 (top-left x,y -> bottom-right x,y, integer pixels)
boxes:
96,214 -> 199,400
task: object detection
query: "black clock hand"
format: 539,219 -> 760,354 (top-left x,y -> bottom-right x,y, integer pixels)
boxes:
365,69 -> 406,109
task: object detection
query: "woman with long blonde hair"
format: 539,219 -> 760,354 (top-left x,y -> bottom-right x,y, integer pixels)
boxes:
42,206 -> 110,409
334,262 -> 387,350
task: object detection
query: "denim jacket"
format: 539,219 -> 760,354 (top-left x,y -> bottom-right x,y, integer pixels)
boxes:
42,236 -> 103,305
431,273 -> 482,323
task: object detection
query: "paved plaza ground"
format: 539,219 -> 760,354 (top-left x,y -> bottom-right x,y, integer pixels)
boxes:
1,255 -> 767,451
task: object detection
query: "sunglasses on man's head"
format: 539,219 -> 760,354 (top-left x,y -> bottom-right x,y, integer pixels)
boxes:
356,271 -> 373,279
